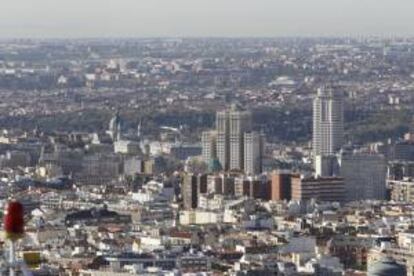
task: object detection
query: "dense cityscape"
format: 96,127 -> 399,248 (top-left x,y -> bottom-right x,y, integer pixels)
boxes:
0,36 -> 414,275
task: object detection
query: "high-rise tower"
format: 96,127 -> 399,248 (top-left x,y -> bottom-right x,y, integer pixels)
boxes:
216,110 -> 230,171
214,105 -> 254,172
229,105 -> 252,171
201,130 -> 217,163
202,105 -> 263,174
313,86 -> 344,157
244,131 -> 264,175
108,111 -> 122,142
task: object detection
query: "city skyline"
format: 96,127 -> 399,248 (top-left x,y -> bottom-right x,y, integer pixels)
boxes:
1,4 -> 414,271
0,0 -> 414,38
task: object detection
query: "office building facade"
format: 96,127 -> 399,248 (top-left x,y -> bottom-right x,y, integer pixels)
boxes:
182,173 -> 207,210
339,153 -> 387,201
270,172 -> 294,201
201,131 -> 217,163
291,175 -> 345,202
244,131 -> 264,175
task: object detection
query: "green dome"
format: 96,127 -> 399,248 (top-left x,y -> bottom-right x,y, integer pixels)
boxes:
208,158 -> 222,173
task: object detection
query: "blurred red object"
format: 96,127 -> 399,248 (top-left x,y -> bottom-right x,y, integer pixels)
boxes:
3,200 -> 24,240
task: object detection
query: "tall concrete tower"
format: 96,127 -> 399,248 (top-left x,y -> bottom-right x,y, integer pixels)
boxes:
313,86 -> 344,157
229,105 -> 252,171
201,130 -> 217,163
244,131 -> 264,175
216,110 -> 230,171
215,105 -> 252,172
108,111 -> 122,142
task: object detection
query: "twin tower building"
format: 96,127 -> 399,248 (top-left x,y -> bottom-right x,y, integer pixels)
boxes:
202,104 -> 264,175
202,86 -> 386,202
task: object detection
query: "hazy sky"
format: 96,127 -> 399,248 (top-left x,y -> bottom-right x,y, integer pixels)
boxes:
0,0 -> 413,38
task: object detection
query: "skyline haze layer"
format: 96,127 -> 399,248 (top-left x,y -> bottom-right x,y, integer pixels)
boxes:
0,0 -> 413,38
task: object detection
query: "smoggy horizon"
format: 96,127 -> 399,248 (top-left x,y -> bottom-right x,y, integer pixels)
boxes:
0,0 -> 413,38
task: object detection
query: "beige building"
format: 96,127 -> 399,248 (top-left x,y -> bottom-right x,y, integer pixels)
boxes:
389,178 -> 414,203
291,175 -> 345,202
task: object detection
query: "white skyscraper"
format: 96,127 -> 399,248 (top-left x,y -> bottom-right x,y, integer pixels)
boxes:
313,86 -> 344,157
108,111 -> 122,142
